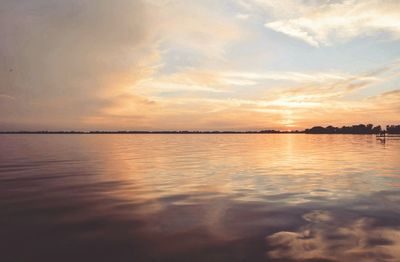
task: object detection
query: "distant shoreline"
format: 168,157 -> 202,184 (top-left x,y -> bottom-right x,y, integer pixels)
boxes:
0,132 -> 383,135
1,124 -> 399,135
0,131 -> 294,134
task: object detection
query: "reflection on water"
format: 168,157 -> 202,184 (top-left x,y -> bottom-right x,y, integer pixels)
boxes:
268,203 -> 400,261
0,134 -> 399,261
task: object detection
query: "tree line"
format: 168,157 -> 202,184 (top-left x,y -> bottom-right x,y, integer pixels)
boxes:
305,124 -> 400,134
1,124 -> 399,134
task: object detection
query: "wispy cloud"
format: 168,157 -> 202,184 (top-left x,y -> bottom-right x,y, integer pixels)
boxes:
240,0 -> 400,46
222,71 -> 372,83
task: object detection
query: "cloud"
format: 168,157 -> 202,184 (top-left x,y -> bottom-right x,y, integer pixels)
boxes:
0,0 -> 162,129
240,0 -> 400,46
364,89 -> 400,114
130,63 -> 400,130
144,67 -> 378,98
154,0 -> 244,60
222,70 -> 368,83
221,65 -> 400,128
0,0 -> 248,130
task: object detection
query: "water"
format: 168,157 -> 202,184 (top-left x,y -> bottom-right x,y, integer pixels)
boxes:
0,134 -> 399,261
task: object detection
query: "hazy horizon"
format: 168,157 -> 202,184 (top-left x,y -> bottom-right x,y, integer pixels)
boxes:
0,123 -> 398,132
1,0 -> 400,130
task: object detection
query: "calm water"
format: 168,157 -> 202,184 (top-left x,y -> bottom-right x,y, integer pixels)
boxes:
1,134 -> 400,261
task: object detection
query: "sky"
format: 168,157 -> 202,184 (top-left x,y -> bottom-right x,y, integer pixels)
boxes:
1,0 -> 400,131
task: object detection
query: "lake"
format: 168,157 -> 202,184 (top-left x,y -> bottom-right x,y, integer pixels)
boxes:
1,134 -> 399,261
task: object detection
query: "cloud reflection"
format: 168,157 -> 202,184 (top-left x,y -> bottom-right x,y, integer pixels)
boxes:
267,210 -> 400,261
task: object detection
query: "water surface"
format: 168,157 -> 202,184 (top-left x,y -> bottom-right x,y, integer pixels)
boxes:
1,134 -> 399,261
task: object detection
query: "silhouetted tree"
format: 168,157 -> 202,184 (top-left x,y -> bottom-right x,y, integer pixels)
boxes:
387,125 -> 400,134
372,125 -> 382,133
305,124 -> 385,134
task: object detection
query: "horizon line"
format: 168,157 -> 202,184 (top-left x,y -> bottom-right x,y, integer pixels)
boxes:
1,123 -> 399,134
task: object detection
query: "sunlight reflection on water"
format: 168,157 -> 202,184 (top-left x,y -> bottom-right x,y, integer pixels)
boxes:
0,134 -> 399,261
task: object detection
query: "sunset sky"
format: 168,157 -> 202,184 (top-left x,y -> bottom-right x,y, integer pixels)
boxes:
1,0 -> 400,130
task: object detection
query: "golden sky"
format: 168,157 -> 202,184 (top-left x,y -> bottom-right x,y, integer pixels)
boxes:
1,0 -> 399,130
